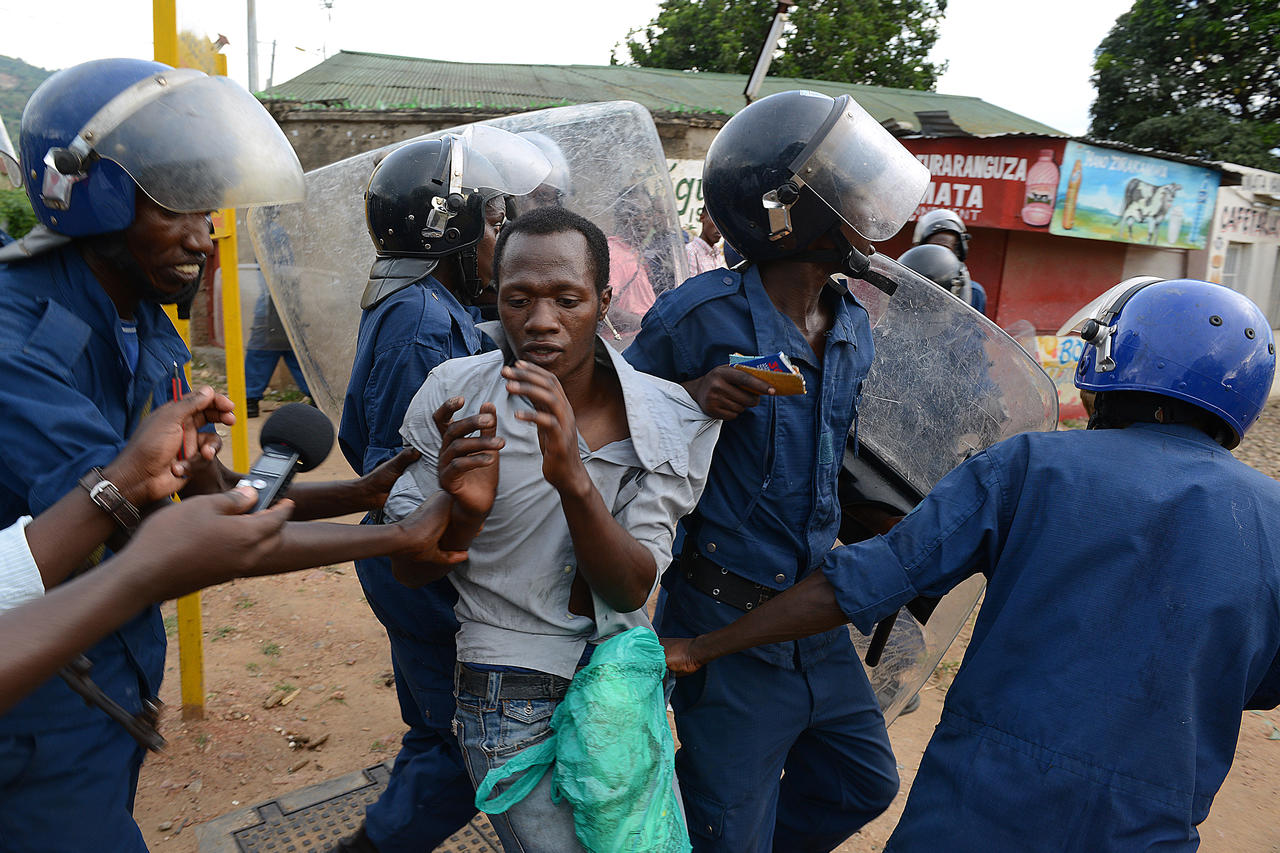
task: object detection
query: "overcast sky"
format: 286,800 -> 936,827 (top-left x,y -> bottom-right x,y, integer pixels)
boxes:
0,0 -> 1133,136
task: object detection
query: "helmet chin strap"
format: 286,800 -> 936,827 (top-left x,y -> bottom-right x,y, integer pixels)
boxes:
787,227 -> 872,278
457,246 -> 485,302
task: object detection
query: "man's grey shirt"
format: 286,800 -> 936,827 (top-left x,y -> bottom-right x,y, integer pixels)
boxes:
385,337 -> 720,679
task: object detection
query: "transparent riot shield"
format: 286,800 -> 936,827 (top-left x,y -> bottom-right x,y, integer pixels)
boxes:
248,101 -> 686,417
0,114 -> 19,188
841,255 -> 1059,723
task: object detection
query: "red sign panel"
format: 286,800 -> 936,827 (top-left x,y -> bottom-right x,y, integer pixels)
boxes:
900,137 -> 1068,232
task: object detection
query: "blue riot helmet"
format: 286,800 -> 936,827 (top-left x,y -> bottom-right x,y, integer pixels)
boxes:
702,90 -> 928,279
912,209 -> 970,261
16,58 -> 304,241
1063,277 -> 1276,448
362,125 -> 551,308
898,243 -> 972,304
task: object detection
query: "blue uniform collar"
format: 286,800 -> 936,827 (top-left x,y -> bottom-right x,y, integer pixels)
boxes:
740,264 -> 863,368
1123,421 -> 1227,449
423,275 -> 483,350
50,249 -> 188,375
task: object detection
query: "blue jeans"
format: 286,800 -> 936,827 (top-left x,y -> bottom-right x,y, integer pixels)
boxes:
244,348 -> 310,398
453,666 -> 585,853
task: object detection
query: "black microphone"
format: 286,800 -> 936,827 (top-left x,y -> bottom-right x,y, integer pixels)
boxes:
237,403 -> 334,512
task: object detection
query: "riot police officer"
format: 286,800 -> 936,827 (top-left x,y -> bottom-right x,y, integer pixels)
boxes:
898,242 -> 972,305
624,90 -> 929,852
913,208 -> 987,315
0,57 -> 304,852
663,277 -> 1280,851
335,129 -> 549,853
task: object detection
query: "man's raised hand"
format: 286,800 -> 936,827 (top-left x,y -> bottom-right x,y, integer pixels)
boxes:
502,362 -> 589,495
434,397 -> 503,522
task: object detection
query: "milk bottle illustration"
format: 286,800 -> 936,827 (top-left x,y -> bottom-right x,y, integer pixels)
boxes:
1021,149 -> 1059,226
1165,205 -> 1184,244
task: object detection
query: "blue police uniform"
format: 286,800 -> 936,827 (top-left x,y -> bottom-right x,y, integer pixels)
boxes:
338,274 -> 484,851
624,266 -> 898,852
823,423 -> 1280,851
0,247 -> 189,852
969,279 -> 987,316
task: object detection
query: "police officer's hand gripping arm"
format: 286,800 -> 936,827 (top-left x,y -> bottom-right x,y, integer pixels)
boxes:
664,449 -> 1008,675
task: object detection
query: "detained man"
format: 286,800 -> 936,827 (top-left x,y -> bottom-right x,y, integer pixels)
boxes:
383,207 -> 719,852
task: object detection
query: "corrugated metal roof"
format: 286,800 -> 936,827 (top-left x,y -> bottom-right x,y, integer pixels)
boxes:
262,50 -> 1066,137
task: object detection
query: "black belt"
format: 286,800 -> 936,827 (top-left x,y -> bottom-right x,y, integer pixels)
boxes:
455,664 -> 571,700
682,551 -> 779,613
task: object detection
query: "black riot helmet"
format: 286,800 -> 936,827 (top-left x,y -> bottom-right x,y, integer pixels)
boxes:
913,209 -> 970,261
703,90 -> 928,279
898,243 -> 972,304
362,128 -> 550,309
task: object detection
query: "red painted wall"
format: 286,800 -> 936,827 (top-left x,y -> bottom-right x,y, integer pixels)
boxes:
996,231 -> 1128,332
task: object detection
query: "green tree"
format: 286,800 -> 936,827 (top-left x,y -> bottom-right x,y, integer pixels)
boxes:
617,0 -> 947,91
0,55 -> 54,122
1089,0 -> 1280,170
0,187 -> 35,239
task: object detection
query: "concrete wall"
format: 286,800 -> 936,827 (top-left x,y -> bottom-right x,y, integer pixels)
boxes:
262,102 -> 726,172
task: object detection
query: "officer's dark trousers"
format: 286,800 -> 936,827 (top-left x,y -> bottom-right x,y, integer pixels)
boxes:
0,710 -> 148,852
660,589 -> 899,853
356,556 -> 475,851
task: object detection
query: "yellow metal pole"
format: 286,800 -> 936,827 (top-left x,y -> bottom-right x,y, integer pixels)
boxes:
155,0 -> 204,721
153,0 -> 178,66
215,212 -> 250,472
155,1 -> 185,341
213,52 -> 251,474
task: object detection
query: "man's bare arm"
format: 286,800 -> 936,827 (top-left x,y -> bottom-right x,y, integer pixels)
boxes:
664,571 -> 848,675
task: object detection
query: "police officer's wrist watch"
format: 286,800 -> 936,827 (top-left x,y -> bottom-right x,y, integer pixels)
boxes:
78,467 -> 142,532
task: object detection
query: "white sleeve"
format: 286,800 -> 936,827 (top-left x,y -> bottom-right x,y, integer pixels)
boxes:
0,517 -> 44,613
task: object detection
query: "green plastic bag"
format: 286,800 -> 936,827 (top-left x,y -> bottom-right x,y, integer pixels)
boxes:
474,626 -> 691,853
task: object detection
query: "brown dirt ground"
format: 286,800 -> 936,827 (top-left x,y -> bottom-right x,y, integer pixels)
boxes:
134,399 -> 1280,851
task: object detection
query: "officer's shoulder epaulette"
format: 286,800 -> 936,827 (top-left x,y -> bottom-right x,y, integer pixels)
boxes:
653,268 -> 744,324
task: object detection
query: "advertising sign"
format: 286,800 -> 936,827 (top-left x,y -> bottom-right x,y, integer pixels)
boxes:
1049,141 -> 1219,249
902,138 -> 1067,232
668,158 -> 706,233
1215,187 -> 1280,244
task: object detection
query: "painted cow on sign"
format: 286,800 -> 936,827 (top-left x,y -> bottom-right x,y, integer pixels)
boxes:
1117,179 -> 1181,244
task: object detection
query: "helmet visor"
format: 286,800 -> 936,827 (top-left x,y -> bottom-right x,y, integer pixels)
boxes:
1057,276 -> 1164,336
789,95 -> 930,242
456,125 -> 551,196
94,75 -> 304,213
518,131 -> 572,193
0,115 -> 19,189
